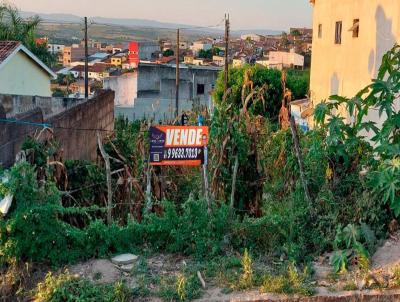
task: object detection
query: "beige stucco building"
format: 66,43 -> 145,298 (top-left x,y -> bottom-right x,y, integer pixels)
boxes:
0,41 -> 56,97
309,0 -> 400,125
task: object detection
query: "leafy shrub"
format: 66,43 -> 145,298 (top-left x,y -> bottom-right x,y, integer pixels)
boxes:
159,273 -> 201,302
331,223 -> 375,273
238,249 -> 253,289
260,263 -> 314,296
35,271 -> 132,302
142,198 -> 231,258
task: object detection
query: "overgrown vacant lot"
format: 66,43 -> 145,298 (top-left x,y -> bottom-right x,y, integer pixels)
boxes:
0,46 -> 399,301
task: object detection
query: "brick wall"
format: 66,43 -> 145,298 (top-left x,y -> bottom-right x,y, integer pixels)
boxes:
0,107 -> 44,167
48,90 -> 114,161
0,90 -> 115,167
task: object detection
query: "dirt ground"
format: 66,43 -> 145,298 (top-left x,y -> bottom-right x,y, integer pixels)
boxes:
372,234 -> 400,273
63,235 -> 400,301
3,235 -> 398,302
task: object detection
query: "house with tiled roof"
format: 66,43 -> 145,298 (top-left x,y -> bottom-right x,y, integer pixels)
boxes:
0,41 -> 56,97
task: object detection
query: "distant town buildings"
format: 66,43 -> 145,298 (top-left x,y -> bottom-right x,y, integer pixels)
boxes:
190,40 -> 213,56
0,41 -> 56,97
63,46 -> 97,66
70,64 -> 111,80
33,23 -> 312,107
241,33 -> 263,42
47,43 -> 65,54
257,49 -> 304,70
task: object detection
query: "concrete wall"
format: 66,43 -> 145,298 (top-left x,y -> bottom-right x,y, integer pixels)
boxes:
103,72 -> 137,106
138,63 -> 220,104
0,107 -> 44,168
115,63 -> 220,121
48,90 -> 114,161
310,0 -> 400,126
115,98 -> 195,122
0,90 -> 114,167
0,94 -> 86,118
139,42 -> 160,60
0,52 -> 52,97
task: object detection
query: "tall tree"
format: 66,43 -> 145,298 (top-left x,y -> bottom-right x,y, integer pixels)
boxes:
0,3 -> 56,67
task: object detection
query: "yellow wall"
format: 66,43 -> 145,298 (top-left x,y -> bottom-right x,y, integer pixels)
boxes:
310,0 -> 400,124
111,58 -> 122,66
0,52 -> 52,97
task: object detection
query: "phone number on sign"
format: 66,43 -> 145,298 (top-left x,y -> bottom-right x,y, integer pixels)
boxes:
164,148 -> 202,160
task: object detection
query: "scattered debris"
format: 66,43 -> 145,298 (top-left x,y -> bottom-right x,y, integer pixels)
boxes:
197,271 -> 206,289
0,194 -> 12,215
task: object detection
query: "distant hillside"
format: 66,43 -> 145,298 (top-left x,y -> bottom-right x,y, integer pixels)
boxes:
21,11 -> 221,32
22,11 -> 283,45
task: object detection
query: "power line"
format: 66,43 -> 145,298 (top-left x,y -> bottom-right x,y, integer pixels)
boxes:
0,118 -> 51,128
0,118 -> 113,132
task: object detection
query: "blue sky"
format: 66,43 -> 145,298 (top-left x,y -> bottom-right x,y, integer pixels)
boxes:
12,0 -> 312,30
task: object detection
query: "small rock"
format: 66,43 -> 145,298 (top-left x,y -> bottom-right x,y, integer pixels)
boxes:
384,241 -> 392,247
318,280 -> 331,287
111,253 -> 138,265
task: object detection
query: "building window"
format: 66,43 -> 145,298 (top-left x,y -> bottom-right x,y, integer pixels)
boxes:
197,84 -> 205,95
318,24 -> 322,38
335,21 -> 342,44
352,19 -> 360,38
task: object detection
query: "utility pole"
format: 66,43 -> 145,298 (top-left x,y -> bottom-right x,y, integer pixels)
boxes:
84,17 -> 89,99
175,28 -> 180,119
224,14 -> 230,93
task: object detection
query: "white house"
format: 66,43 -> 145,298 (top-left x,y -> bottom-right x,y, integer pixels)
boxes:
0,41 -> 56,97
212,55 -> 225,67
256,49 -> 304,70
47,43 -> 65,54
241,33 -> 263,42
190,41 -> 212,56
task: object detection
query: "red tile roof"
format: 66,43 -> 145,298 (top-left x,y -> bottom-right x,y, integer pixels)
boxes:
156,56 -> 175,64
0,41 -> 20,64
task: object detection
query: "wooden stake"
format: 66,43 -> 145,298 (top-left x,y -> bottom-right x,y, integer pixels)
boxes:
203,164 -> 211,214
224,14 -> 230,93
230,154 -> 239,209
175,28 -> 180,118
97,132 -> 113,224
289,116 -> 311,202
146,159 -> 152,212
